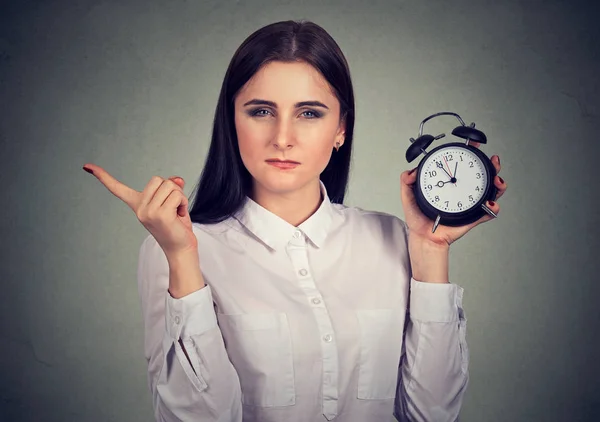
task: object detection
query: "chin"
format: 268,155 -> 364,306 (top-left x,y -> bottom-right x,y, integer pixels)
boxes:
254,171 -> 308,194
260,179 -> 302,194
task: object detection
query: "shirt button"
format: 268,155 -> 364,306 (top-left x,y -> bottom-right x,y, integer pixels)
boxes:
293,230 -> 302,239
299,269 -> 308,276
323,334 -> 332,342
174,315 -> 181,325
311,297 -> 321,305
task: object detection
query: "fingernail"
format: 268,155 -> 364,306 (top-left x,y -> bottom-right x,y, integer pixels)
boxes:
498,176 -> 504,184
488,200 -> 495,207
83,166 -> 93,175
408,167 -> 417,175
498,156 -> 500,165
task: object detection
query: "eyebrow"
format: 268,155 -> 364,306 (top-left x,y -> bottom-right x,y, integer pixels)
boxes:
242,98 -> 330,110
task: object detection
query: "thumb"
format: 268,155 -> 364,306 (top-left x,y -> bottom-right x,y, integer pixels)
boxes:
401,167 -> 418,186
169,176 -> 185,189
167,176 -> 188,218
400,167 -> 419,208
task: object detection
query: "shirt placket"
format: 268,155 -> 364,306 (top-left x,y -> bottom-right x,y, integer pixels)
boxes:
286,229 -> 339,421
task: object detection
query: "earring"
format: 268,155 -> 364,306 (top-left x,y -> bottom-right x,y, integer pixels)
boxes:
335,142 -> 341,152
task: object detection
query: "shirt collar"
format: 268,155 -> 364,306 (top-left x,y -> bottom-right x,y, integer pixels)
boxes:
233,180 -> 334,251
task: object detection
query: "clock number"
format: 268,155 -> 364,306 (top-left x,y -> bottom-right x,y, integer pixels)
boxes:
436,161 -> 443,169
469,161 -> 474,168
476,172 -> 481,179
457,201 -> 463,208
434,195 -> 440,202
459,156 -> 463,161
428,170 -> 437,177
447,154 -> 453,161
475,186 -> 480,192
426,184 -> 432,191
445,201 -> 449,207
469,195 -> 474,202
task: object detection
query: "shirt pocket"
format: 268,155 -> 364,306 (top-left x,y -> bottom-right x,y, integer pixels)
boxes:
355,308 -> 404,400
217,311 -> 296,407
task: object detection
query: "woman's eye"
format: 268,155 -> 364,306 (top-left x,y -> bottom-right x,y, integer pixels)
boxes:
252,109 -> 271,117
302,110 -> 320,119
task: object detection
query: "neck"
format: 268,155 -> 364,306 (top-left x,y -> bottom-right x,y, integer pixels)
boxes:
251,179 -> 323,227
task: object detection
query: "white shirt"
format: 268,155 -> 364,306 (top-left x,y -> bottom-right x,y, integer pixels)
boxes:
137,181 -> 469,422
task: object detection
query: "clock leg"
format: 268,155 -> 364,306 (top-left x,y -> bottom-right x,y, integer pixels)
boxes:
481,203 -> 498,218
432,214 -> 441,233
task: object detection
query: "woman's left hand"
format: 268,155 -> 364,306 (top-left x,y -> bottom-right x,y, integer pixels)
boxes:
400,143 -> 507,248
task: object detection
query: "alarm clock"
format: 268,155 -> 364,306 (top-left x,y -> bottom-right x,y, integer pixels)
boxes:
406,111 -> 498,233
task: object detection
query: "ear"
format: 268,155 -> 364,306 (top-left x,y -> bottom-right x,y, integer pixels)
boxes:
336,113 -> 346,146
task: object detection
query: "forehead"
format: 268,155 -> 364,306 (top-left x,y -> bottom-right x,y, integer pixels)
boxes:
236,61 -> 336,104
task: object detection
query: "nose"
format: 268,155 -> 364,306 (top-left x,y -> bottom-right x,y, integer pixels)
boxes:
272,119 -> 294,149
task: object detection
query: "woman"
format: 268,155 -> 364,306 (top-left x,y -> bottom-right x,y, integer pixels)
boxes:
83,19 -> 507,422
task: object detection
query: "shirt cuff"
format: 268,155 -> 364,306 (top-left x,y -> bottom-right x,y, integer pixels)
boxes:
409,276 -> 464,323
165,284 -> 218,341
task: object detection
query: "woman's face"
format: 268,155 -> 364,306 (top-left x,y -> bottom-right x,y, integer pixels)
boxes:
234,60 -> 345,197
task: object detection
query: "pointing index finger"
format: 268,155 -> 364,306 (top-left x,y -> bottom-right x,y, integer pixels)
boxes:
83,163 -> 140,211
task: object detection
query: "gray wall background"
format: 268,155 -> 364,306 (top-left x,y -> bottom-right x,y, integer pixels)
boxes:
1,0 -> 598,421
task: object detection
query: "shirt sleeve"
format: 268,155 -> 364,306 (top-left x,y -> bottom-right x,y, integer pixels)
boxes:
394,277 -> 469,422
393,220 -> 469,422
137,234 -> 243,422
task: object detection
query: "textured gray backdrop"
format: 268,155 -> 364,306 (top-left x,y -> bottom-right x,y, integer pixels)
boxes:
1,0 -> 599,421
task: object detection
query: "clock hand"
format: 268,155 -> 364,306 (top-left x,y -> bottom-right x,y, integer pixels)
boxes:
436,162 -> 453,179
442,155 -> 453,178
453,162 -> 458,186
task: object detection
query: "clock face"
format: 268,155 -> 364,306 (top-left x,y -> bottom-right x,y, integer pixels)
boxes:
419,145 -> 489,213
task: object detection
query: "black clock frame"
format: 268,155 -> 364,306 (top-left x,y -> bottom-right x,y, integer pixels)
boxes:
414,142 -> 498,227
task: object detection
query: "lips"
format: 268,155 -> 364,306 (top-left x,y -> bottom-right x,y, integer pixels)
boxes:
265,159 -> 300,164
266,159 -> 300,170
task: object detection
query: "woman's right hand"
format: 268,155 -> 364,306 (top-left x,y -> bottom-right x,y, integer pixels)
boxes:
82,163 -> 198,259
